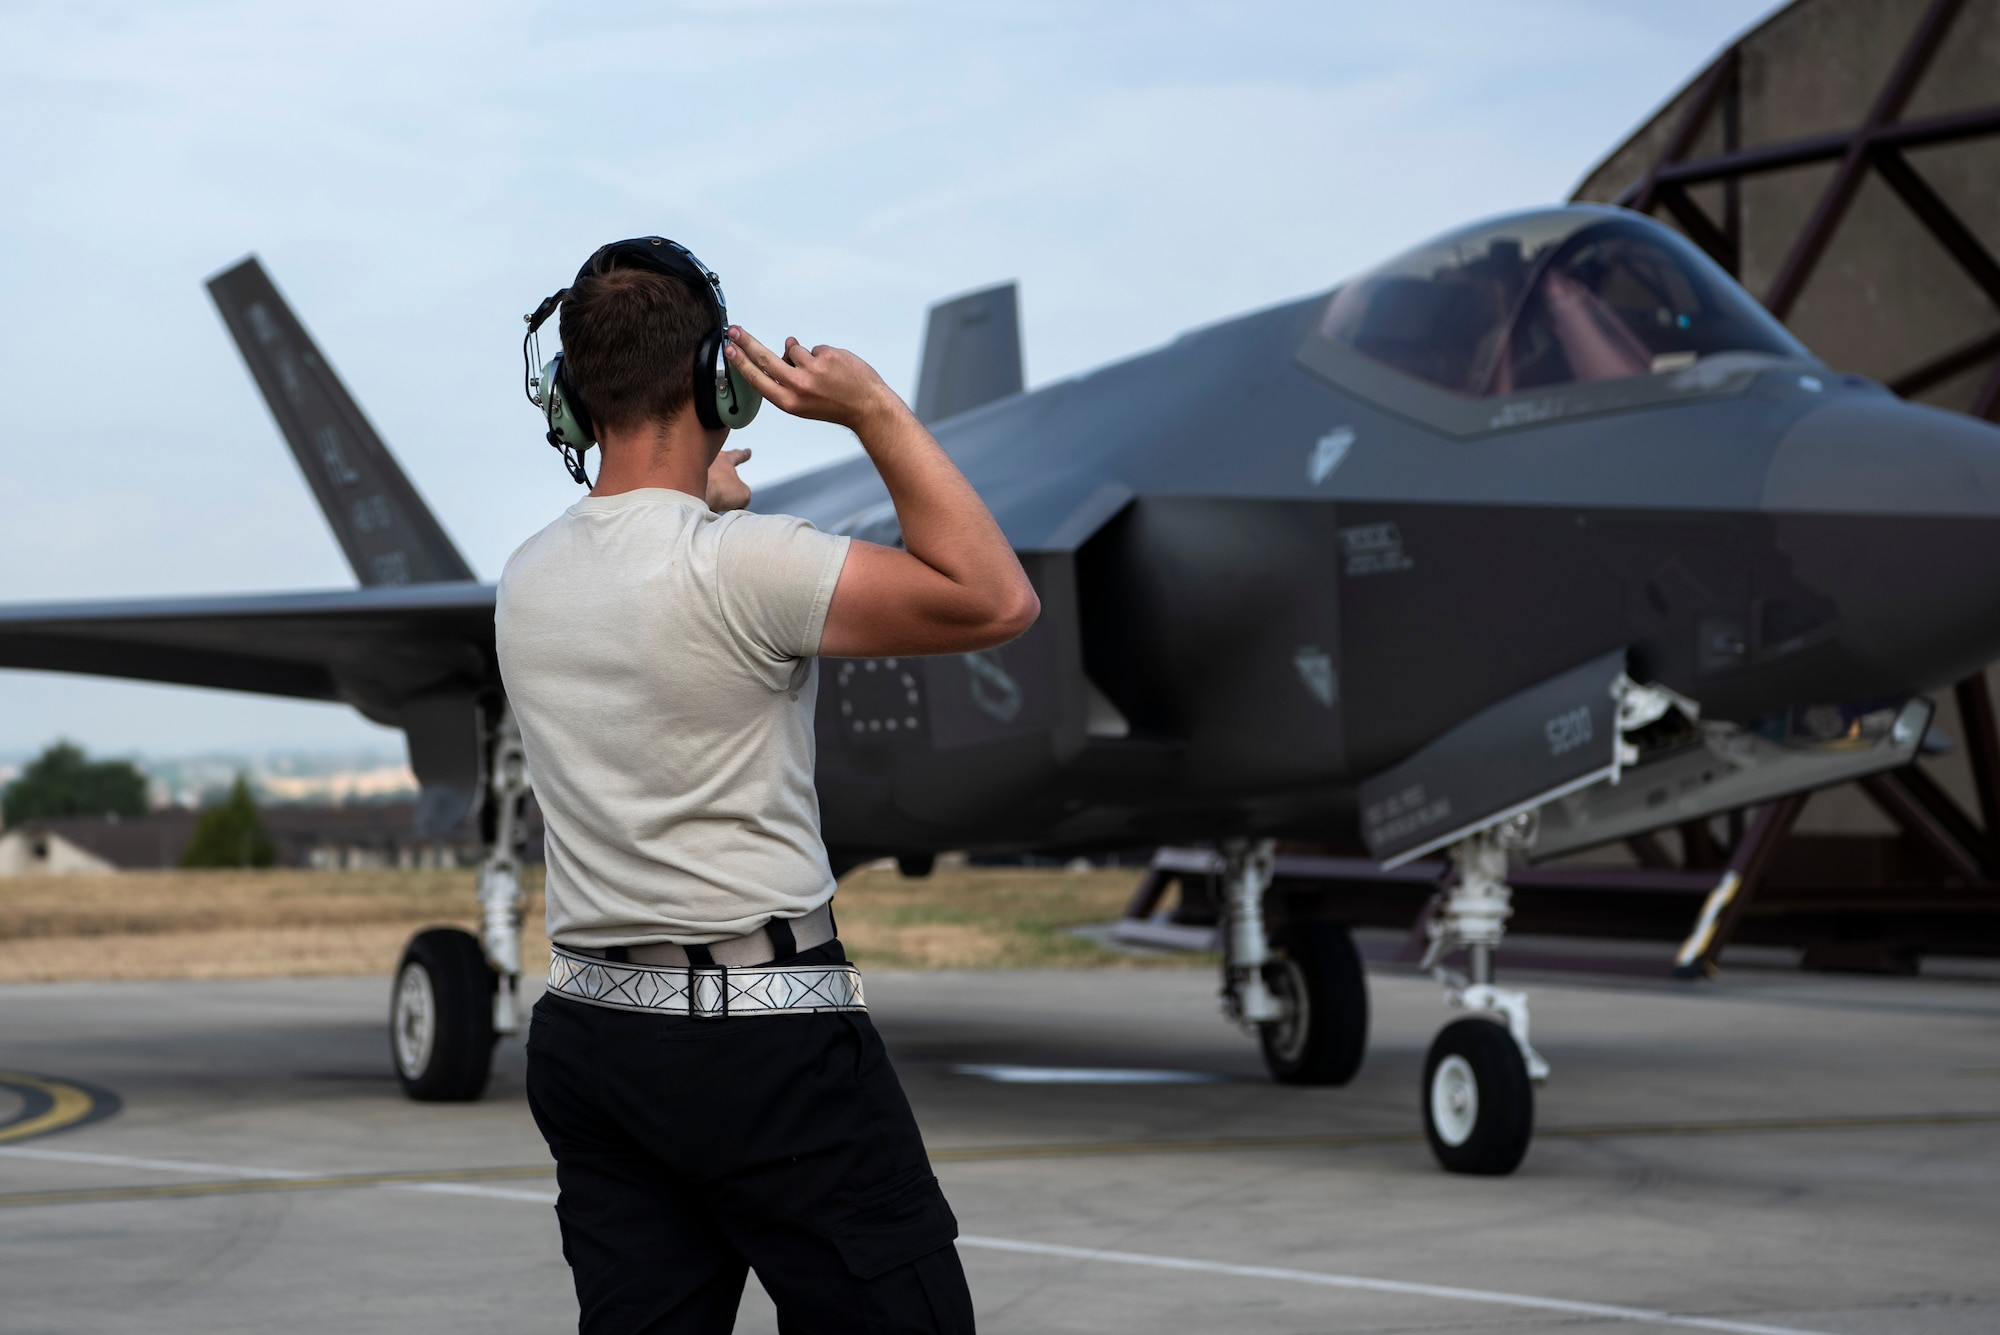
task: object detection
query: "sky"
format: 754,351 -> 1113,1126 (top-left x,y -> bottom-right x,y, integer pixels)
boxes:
0,0 -> 1783,760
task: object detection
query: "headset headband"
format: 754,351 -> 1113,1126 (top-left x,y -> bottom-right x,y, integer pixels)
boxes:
523,237 -> 730,338
582,238 -> 729,325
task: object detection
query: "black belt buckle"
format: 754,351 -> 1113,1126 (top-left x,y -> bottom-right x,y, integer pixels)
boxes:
686,944 -> 727,1020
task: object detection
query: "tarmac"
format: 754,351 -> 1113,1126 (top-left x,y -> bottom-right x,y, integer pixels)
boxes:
2,954 -> 1998,1334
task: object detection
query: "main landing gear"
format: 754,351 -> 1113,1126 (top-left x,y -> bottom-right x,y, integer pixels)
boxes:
1212,828 -> 1543,1174
1218,840 -> 1370,1088
392,927 -> 496,1101
389,707 -> 531,1102
1417,818 -> 1546,1175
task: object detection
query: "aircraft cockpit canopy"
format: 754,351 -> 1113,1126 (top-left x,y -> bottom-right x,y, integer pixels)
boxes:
1319,206 -> 1809,398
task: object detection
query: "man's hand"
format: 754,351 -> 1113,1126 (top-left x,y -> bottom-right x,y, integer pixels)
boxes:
724,327 -> 1037,658
724,328 -> 906,435
706,447 -> 752,513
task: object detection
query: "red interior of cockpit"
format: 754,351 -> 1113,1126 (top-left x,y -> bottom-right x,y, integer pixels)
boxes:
1321,209 -> 1808,400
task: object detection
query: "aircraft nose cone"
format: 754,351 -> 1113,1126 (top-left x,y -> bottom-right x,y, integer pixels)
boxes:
1764,392 -> 2000,515
1766,393 -> 2000,692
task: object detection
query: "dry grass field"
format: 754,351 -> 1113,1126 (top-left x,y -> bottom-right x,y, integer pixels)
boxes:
0,862 -> 1194,982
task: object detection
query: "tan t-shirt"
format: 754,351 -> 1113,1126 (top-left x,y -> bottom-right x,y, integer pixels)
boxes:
496,488 -> 851,946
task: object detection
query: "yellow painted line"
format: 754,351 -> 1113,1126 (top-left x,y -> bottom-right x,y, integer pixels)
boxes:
2,1109 -> 1995,1209
0,1073 -> 111,1145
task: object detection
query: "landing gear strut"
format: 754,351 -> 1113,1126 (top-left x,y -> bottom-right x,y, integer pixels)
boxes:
476,709 -> 531,1039
1418,817 -> 1545,1174
389,704 -> 531,1102
1219,839 -> 1281,1027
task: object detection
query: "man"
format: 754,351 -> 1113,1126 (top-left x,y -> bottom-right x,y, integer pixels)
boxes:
497,240 -> 1037,1335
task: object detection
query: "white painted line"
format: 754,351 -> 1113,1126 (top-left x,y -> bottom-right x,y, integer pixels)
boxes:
0,1145 -> 315,1179
952,1065 -> 1223,1085
956,1235 -> 1838,1335
395,1181 -> 558,1204
2,1142 -> 1837,1334
0,1145 -> 560,1206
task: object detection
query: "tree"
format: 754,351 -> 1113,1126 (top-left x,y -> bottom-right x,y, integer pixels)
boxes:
2,741 -> 149,826
180,776 -> 278,869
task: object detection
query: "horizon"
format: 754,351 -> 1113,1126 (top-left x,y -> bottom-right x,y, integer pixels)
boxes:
0,742 -> 419,814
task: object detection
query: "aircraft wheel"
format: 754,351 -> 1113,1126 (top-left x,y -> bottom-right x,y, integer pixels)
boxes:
1423,1017 -> 1533,1175
391,927 -> 496,1102
1258,922 -> 1369,1085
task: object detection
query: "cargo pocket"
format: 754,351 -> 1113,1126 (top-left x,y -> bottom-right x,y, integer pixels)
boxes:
831,1171 -> 959,1280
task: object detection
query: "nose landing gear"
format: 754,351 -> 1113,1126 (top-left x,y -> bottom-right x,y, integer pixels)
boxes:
1424,1017 -> 1533,1174
1418,819 -> 1545,1175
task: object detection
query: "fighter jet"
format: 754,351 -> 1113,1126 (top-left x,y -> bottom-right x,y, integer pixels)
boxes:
6,202 -> 1994,1174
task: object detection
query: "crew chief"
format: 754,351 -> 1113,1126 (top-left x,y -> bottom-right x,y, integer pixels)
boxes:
497,242 -> 1038,1333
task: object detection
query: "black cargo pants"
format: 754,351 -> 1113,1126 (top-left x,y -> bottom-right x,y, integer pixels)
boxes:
526,942 -> 975,1334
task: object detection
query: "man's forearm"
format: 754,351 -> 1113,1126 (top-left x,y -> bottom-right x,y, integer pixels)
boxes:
855,398 -> 1023,603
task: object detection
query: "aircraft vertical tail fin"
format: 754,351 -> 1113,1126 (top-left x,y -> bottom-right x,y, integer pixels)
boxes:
206,257 -> 476,587
914,282 -> 1023,425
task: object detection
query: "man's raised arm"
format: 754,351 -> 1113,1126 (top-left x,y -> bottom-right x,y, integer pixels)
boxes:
724,326 -> 1039,658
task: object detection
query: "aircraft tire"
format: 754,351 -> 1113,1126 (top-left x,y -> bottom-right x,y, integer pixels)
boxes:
390,927 -> 497,1103
1423,1017 -> 1533,1175
1258,922 -> 1369,1085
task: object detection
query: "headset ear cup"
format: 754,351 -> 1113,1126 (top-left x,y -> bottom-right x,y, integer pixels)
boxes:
543,354 -> 595,452
693,331 -> 763,431
691,332 -> 726,431
719,360 -> 762,429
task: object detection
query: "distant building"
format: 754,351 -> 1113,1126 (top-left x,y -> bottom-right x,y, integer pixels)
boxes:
267,804 -> 480,871
0,801 -> 543,874
0,826 -> 119,875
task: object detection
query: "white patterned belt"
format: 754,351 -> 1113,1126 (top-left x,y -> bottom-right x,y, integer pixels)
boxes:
547,945 -> 865,1018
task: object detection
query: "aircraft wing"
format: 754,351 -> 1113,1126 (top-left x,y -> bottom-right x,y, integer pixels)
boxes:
0,583 -> 501,831
0,583 -> 496,725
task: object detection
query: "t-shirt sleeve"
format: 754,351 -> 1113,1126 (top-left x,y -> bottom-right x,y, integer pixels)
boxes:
714,513 -> 853,684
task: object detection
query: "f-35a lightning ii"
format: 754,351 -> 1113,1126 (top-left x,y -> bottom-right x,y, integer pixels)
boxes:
7,203 -> 1997,1174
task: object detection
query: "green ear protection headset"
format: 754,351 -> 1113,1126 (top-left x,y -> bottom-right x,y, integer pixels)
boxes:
521,237 -> 762,485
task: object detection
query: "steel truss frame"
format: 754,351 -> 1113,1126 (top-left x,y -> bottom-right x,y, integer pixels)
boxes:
1607,0 -> 2000,420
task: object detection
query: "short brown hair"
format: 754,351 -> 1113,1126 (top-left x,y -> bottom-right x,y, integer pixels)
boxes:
558,263 -> 712,434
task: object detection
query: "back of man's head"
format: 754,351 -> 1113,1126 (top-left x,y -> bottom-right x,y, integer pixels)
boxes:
559,259 -> 713,436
